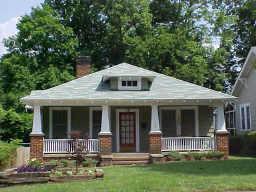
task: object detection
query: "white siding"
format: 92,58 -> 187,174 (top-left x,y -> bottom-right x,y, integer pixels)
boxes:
235,69 -> 256,133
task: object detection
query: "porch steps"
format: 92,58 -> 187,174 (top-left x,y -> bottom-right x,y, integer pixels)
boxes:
112,153 -> 150,165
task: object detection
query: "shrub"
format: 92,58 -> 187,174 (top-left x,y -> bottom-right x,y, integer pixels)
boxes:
190,152 -> 206,160
229,132 -> 256,156
66,170 -> 73,176
167,151 -> 182,161
82,158 -> 98,167
206,151 -> 224,160
60,159 -> 69,167
69,160 -> 77,167
0,141 -> 18,170
54,170 -> 63,177
28,158 -> 41,168
47,160 -> 58,166
183,152 -> 193,160
43,160 -> 59,170
229,136 -> 243,154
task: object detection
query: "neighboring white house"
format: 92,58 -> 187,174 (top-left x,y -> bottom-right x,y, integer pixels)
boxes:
231,47 -> 256,134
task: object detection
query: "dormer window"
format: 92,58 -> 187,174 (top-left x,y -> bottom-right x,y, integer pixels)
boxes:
122,80 -> 137,87
118,77 -> 141,90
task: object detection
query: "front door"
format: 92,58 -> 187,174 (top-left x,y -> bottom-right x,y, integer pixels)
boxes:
119,112 -> 136,152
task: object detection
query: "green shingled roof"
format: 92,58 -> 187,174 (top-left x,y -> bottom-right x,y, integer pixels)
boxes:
21,63 -> 235,104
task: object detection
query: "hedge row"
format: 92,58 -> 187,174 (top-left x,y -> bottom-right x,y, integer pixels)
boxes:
165,151 -> 224,161
229,131 -> 256,156
0,140 -> 18,170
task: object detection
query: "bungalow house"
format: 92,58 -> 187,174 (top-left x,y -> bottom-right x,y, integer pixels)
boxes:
230,47 -> 256,135
21,57 -> 235,164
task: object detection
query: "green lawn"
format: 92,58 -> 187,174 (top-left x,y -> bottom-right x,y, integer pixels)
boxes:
2,156 -> 256,192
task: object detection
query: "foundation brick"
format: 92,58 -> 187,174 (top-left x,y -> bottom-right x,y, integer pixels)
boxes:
30,135 -> 44,161
149,132 -> 162,154
99,134 -> 112,155
216,132 -> 229,158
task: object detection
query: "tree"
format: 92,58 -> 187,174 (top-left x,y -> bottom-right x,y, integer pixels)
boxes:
0,5 -> 78,110
234,0 -> 256,63
0,5 -> 78,141
125,27 -> 208,85
45,0 -> 107,63
0,106 -> 32,142
46,0 -> 152,69
0,53 -> 36,111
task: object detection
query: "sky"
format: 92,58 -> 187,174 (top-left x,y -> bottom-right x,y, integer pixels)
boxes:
0,0 -> 44,55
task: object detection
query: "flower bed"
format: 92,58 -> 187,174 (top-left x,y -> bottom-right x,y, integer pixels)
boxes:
0,158 -> 104,187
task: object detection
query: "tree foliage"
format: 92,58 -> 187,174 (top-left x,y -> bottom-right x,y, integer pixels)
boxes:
234,0 -> 256,62
0,5 -> 78,110
0,105 -> 32,142
0,5 -> 78,141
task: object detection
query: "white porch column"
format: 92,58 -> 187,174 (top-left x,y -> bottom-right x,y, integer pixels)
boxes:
149,104 -> 162,155
100,105 -> 111,134
215,103 -> 229,158
99,105 -> 112,157
31,105 -> 43,135
150,104 -> 161,133
216,104 -> 228,133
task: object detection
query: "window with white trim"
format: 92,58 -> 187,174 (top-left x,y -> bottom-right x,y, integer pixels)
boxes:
118,77 -> 141,90
240,103 -> 251,131
225,104 -> 236,135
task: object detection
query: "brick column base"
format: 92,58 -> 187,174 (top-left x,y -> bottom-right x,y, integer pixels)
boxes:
99,133 -> 112,155
216,131 -> 229,158
30,134 -> 44,161
149,132 -> 162,154
99,133 -> 112,166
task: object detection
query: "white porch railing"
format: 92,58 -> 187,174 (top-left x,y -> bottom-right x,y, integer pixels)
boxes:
43,139 -> 99,154
161,137 -> 215,152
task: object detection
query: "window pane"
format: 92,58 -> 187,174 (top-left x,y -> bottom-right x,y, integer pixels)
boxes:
241,107 -> 245,130
127,81 -> 132,86
225,113 -> 230,128
132,81 -> 137,86
230,112 -> 234,128
122,81 -> 126,86
246,106 -> 251,130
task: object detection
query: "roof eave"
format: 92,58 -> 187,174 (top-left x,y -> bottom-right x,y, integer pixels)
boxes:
232,47 -> 256,95
21,97 -> 237,106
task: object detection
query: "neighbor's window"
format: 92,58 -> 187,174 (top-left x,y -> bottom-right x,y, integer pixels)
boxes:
240,103 -> 251,131
225,104 -> 236,136
118,77 -> 141,90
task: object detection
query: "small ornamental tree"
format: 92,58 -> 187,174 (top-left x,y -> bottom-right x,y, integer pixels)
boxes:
68,131 -> 89,173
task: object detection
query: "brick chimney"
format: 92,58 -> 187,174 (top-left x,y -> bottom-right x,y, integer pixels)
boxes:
76,56 -> 91,78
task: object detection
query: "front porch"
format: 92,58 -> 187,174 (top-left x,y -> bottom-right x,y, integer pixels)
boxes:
30,103 -> 229,162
